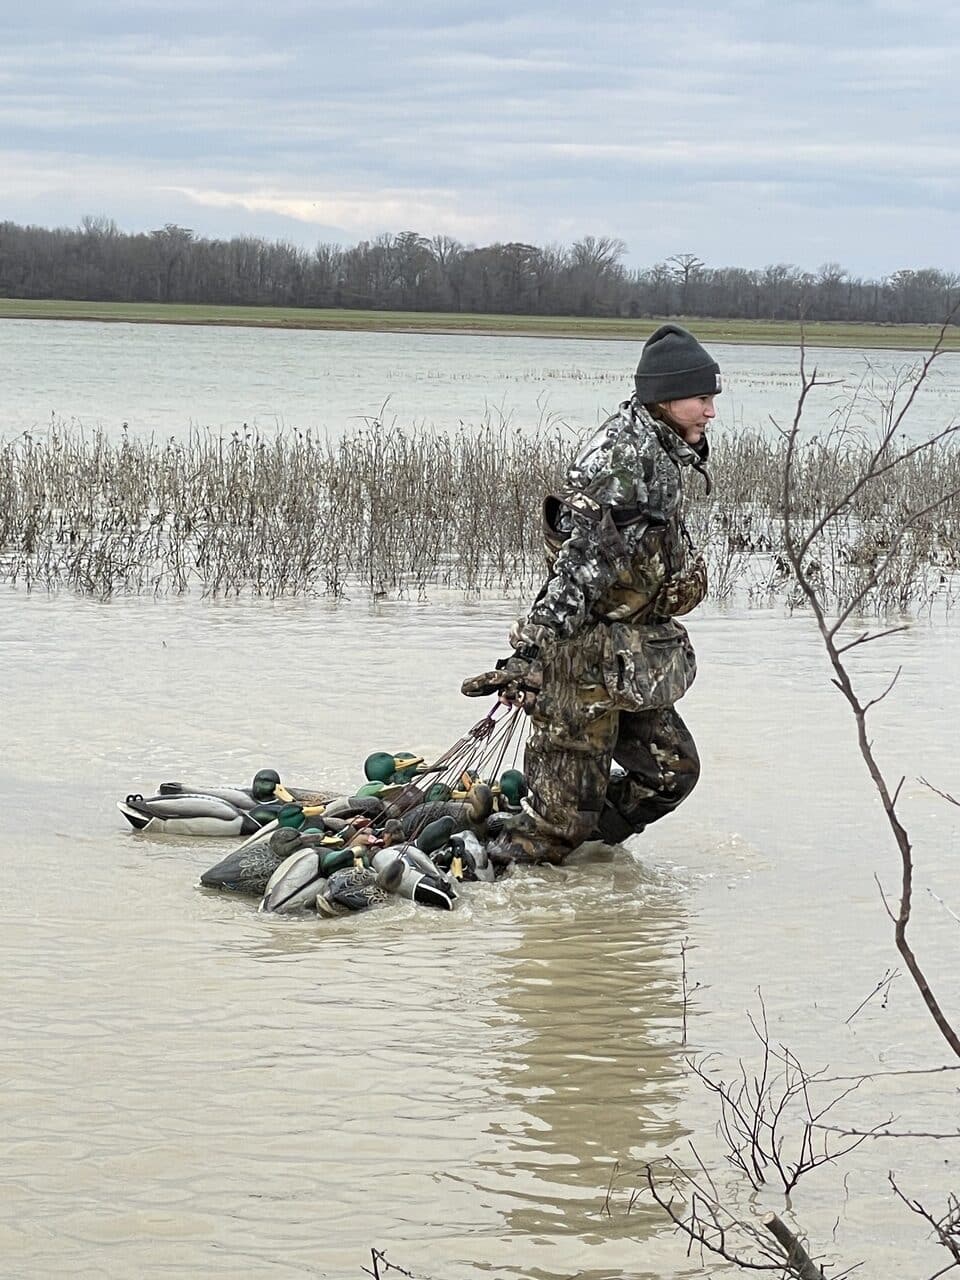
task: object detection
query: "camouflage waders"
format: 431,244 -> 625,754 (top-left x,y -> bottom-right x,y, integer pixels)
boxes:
497,617 -> 701,864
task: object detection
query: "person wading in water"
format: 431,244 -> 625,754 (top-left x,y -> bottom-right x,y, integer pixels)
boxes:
462,324 -> 720,865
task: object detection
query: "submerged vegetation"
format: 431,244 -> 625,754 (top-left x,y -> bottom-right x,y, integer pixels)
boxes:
2,413 -> 958,614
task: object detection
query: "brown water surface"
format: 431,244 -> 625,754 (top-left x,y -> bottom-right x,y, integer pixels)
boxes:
1,589 -> 957,1277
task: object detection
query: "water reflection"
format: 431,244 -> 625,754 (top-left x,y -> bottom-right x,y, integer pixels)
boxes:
463,852 -> 690,1271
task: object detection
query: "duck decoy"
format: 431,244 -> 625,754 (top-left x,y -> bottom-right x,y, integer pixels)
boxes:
370,845 -> 458,910
157,769 -> 342,808
449,831 -> 496,882
397,783 -> 495,841
414,816 -> 456,855
363,751 -> 425,786
117,791 -> 268,836
210,799 -> 329,850
431,830 -> 490,882
321,794 -> 386,822
259,847 -> 328,914
315,858 -> 405,916
199,827 -> 317,896
259,833 -> 381,914
497,769 -> 528,811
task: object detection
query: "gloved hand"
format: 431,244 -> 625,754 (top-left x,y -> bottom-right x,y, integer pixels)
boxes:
460,652 -> 543,708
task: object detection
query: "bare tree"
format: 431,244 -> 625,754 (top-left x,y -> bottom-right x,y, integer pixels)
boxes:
781,322 -> 960,1060
667,252 -> 705,313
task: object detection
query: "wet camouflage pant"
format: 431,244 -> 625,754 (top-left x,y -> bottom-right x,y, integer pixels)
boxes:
519,635 -> 700,862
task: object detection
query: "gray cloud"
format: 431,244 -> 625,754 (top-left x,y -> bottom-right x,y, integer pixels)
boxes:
2,0 -> 958,273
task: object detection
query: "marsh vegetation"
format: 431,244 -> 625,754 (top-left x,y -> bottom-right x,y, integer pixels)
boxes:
2,411 -> 958,613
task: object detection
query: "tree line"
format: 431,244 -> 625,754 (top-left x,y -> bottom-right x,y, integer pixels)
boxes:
1,217 -> 957,324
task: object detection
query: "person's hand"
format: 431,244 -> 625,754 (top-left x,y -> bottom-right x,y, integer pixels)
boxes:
461,653 -> 542,712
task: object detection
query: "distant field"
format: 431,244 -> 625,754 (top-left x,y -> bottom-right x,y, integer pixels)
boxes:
1,297 -> 958,350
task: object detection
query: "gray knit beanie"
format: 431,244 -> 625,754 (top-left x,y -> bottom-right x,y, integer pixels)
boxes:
634,324 -> 722,403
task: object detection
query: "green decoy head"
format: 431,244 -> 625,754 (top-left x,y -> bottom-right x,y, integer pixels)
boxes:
364,752 -> 398,784
276,803 -> 308,829
356,780 -> 386,797
320,847 -> 359,876
499,769 -> 527,807
425,782 -> 453,802
416,815 -> 456,854
264,802 -> 326,830
251,769 -> 282,802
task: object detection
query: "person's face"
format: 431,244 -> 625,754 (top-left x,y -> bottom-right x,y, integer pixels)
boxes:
661,395 -> 717,445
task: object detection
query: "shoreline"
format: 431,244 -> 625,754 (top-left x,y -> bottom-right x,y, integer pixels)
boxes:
1,298 -> 958,351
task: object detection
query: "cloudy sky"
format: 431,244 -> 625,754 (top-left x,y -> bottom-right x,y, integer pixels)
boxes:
3,0 -> 958,277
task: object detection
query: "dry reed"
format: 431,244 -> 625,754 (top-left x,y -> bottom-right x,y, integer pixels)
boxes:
1,418 -> 958,614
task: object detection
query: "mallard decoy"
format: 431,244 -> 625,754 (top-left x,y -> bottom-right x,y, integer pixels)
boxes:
118,791 -> 269,836
370,845 -> 458,910
199,827 -> 318,896
363,751 -> 425,786
315,859 -> 405,916
430,830 -> 495,882
157,769 -> 342,808
450,831 -> 496,882
321,795 -> 386,822
260,846 -> 328,914
397,783 -> 495,841
497,769 -> 528,811
414,816 -> 456,854
259,833 -> 381,914
382,784 -> 430,818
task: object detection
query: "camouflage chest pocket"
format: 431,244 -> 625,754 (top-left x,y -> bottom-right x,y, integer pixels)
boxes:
601,619 -> 698,711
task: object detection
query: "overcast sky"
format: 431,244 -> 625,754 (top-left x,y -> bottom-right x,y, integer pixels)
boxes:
3,0 -> 958,277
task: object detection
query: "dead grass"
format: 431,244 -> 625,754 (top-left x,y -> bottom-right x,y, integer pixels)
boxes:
2,418 -> 958,613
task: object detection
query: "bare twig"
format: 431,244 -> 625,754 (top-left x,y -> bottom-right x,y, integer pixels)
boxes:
845,967 -> 901,1023
601,1160 -> 620,1216
920,778 -> 960,809
362,1249 -> 417,1280
889,1174 -> 960,1271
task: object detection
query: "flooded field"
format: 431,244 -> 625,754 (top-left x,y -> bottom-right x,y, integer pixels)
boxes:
4,316 -> 960,442
2,587 -> 958,1278
2,319 -> 958,1276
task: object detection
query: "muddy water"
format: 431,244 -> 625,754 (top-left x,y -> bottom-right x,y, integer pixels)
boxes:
1,588 -> 958,1277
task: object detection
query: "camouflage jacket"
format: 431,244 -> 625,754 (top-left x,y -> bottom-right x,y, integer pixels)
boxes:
515,400 -> 711,710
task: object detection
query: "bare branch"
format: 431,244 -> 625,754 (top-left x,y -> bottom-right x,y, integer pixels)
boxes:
642,1161 -> 804,1273
763,1213 -> 828,1279
927,887 -> 960,927
815,1124 -> 960,1140
781,322 -> 960,1060
920,778 -> 960,808
836,625 -> 910,654
862,668 -> 903,714
889,1173 -> 960,1270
